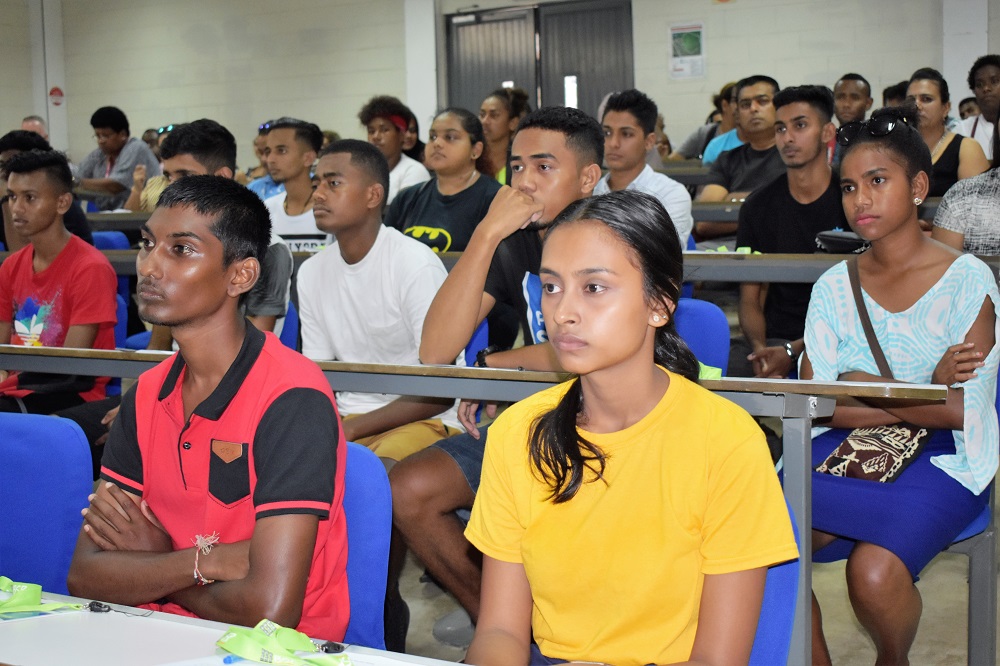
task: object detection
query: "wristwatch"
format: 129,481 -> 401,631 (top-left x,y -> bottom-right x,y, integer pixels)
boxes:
475,345 -> 505,368
783,341 -> 797,360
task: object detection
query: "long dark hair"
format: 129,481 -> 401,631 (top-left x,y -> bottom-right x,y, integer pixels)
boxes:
434,107 -> 489,176
529,191 -> 699,503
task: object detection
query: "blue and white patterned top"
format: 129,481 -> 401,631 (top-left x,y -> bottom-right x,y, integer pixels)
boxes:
804,254 -> 1000,495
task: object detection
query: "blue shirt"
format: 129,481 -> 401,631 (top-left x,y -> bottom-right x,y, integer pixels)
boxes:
701,129 -> 744,166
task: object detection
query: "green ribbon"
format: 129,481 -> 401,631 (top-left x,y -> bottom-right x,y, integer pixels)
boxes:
216,619 -> 352,665
0,576 -> 84,614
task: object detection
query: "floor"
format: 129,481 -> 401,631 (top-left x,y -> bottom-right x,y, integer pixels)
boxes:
398,522 -> 993,665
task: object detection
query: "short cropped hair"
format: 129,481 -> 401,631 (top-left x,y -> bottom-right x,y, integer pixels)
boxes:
735,75 -> 780,99
515,106 -> 604,167
157,175 -> 271,267
0,130 -> 51,154
836,73 -> 872,97
774,85 -> 835,123
318,139 -> 391,212
3,150 -> 73,194
909,67 -> 950,104
713,81 -> 739,111
90,106 -> 129,134
968,55 -> 1000,91
160,119 -> 238,173
883,81 -> 909,105
268,117 -> 323,153
358,95 -> 413,132
22,114 -> 46,126
603,89 -> 659,135
960,96 -> 979,108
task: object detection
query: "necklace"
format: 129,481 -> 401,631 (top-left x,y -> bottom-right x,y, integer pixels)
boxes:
283,190 -> 314,216
930,131 -> 949,159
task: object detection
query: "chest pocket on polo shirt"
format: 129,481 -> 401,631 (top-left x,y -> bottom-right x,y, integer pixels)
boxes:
209,439 -> 251,506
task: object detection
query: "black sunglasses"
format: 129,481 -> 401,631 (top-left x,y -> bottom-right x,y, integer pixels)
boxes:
836,116 -> 909,146
258,120 -> 274,132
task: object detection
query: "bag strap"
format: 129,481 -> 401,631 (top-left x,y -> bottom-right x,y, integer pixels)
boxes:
847,256 -> 894,379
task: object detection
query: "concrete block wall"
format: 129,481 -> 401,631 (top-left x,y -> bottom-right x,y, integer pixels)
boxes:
59,0 -> 407,167
0,0 -> 35,138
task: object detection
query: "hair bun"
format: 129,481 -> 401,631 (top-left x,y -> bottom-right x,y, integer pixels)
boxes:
871,101 -> 920,130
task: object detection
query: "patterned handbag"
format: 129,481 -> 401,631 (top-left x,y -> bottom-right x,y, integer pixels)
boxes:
814,257 -> 934,483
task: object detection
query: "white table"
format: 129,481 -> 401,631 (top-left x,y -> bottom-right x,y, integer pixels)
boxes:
0,594 -> 452,666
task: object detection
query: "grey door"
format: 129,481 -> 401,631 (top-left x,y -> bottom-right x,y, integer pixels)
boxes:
446,8 -> 538,115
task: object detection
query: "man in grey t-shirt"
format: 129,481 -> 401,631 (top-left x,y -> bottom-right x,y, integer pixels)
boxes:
76,106 -> 160,210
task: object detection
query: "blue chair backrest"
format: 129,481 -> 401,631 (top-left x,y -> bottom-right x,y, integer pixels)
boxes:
0,414 -> 92,594
279,301 -> 299,350
749,499 -> 800,665
681,234 -> 696,299
674,297 -> 730,374
92,231 -> 130,251
106,294 -> 129,396
124,329 -> 153,350
342,442 -> 391,649
463,319 -> 489,368
93,231 -> 132,308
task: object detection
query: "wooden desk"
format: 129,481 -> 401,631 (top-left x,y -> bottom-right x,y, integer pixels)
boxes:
0,344 -> 947,665
0,593 -> 451,665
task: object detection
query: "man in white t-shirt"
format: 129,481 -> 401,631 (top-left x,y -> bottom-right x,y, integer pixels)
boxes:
595,89 -> 693,246
262,117 -> 329,252
955,55 -> 1000,161
357,95 -> 430,204
297,139 -> 460,467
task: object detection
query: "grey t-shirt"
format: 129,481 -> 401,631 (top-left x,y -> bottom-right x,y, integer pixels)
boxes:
77,137 -> 160,210
933,168 -> 1000,255
246,238 -> 293,318
706,143 -> 785,193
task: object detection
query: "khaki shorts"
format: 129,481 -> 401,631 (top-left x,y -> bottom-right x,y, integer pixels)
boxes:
344,415 -> 461,462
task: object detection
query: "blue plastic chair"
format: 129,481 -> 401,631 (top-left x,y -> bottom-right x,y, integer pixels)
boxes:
279,301 -> 299,350
92,231 -> 131,315
105,294 -> 129,397
749,499 -> 800,665
342,442 -> 392,649
681,233 -> 696,299
674,297 -> 730,374
124,330 -> 153,350
0,414 -> 92,594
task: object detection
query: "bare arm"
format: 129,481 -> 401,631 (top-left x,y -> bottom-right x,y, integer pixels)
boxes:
123,165 -> 147,213
737,283 -> 768,353
420,186 -> 542,365
79,178 -> 127,195
63,324 -> 100,349
681,568 -> 768,666
696,184 -> 729,203
342,395 -> 454,442
166,514 -> 318,629
465,556 -> 533,666
957,137 -> 990,181
147,325 -> 174,351
930,226 -> 965,251
481,342 -> 561,373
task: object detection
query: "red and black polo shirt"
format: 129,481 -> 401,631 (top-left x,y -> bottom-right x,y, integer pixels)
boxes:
101,324 -> 349,641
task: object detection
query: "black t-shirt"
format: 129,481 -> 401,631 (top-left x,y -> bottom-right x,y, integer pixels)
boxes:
483,230 -> 545,347
707,144 -> 785,193
384,175 -> 503,253
735,171 -> 847,340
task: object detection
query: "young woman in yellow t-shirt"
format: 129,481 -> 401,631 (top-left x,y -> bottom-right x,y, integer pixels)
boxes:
464,190 -> 797,666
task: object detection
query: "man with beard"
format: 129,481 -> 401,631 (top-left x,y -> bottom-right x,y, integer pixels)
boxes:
731,85 -> 847,378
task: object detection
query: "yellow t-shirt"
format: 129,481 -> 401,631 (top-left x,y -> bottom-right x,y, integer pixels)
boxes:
139,175 -> 169,213
465,369 -> 798,666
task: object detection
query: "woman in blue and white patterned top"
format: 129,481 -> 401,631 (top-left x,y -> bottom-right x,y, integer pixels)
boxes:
801,104 -> 1000,666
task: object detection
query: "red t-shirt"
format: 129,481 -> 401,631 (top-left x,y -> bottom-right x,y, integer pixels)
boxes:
0,234 -> 117,400
101,327 -> 350,641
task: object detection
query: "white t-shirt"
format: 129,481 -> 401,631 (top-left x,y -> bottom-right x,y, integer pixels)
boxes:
388,153 -> 431,205
955,115 -> 995,161
594,164 -> 694,247
297,225 -> 460,427
264,192 -> 331,253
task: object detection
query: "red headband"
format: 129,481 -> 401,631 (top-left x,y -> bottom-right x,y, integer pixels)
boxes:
385,114 -> 408,133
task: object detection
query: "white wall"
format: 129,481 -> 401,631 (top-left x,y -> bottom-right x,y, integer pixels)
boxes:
59,0 -> 409,167
632,0 -> 945,143
0,0 -> 35,136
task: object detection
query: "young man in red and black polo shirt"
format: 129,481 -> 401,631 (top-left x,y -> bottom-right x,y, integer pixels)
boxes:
68,175 -> 349,641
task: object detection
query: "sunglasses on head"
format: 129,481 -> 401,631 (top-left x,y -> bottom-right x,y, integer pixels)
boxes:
259,120 -> 274,132
157,124 -> 175,135
836,115 -> 909,146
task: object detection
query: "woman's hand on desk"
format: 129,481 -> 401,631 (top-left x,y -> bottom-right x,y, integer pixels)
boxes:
82,482 -> 172,553
933,342 -> 984,386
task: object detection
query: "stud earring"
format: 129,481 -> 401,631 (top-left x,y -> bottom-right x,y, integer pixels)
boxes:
652,315 -> 661,322
914,197 -> 923,206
